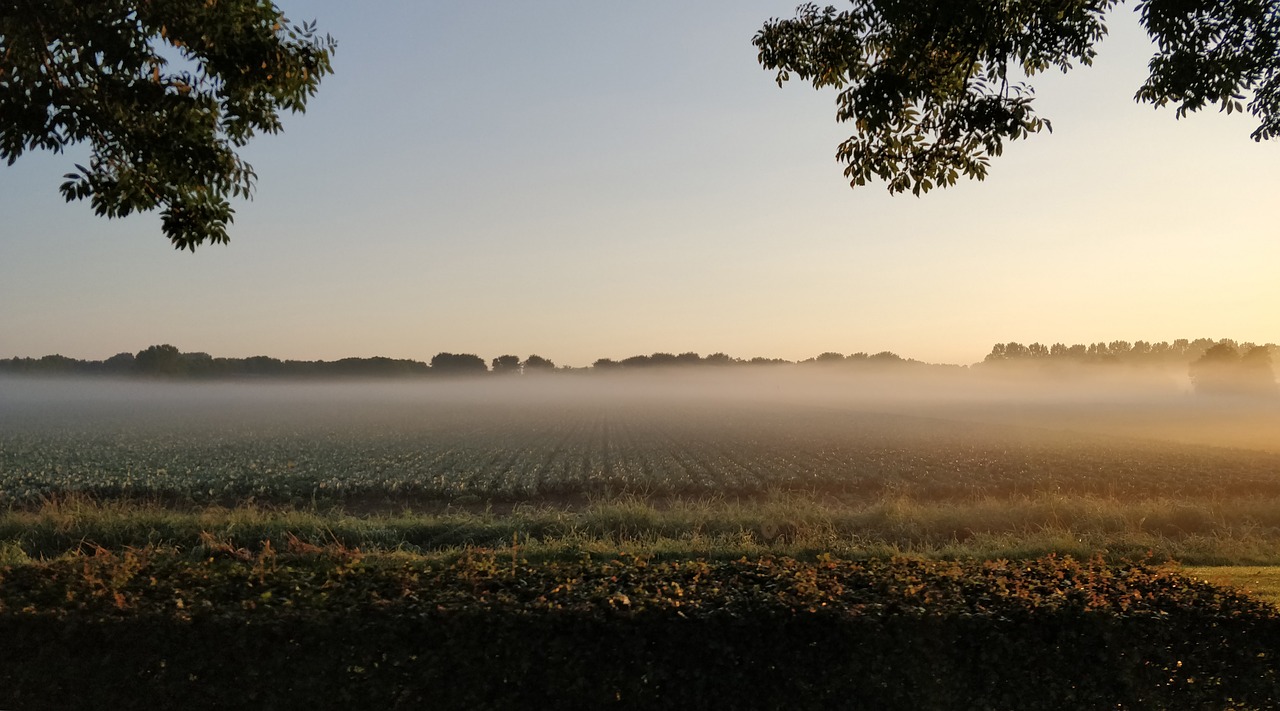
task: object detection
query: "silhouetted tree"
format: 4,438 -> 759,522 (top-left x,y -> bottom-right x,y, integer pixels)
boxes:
102,352 -> 136,374
134,344 -> 184,375
869,351 -> 906,364
755,0 -> 1280,195
522,355 -> 556,372
241,355 -> 285,376
1241,346 -> 1279,396
327,356 -> 428,377
430,353 -> 487,375
1190,343 -> 1278,396
704,352 -> 736,366
648,352 -> 678,367
491,355 -> 521,375
181,352 -> 215,377
33,354 -> 77,373
1,1 -> 336,249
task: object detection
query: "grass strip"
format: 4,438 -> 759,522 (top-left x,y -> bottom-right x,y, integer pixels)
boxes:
6,493 -> 1280,565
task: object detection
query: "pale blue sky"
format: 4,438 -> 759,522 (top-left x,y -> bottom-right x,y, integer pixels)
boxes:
2,2 -> 1276,366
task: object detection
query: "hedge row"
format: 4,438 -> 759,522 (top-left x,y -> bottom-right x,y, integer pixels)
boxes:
2,550 -> 1277,710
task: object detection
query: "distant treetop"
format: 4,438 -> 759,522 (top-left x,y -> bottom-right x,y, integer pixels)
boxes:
428,353 -> 487,375
982,338 -> 1279,397
1190,343 -> 1278,397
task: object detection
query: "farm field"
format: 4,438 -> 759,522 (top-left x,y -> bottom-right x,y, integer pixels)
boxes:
2,375 -> 1279,565
3,375 -> 1280,708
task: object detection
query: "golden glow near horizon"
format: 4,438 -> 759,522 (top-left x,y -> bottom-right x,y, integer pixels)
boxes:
1,2 -> 1276,367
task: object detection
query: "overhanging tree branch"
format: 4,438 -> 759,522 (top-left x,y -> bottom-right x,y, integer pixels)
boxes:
754,0 -> 1277,195
0,0 -> 335,250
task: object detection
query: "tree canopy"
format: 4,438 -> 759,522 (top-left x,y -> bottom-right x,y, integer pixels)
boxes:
492,355 -> 522,374
754,0 -> 1279,195
6,339 -> 1274,381
0,0 -> 335,250
522,355 -> 556,372
1190,343 -> 1278,396
429,352 -> 488,375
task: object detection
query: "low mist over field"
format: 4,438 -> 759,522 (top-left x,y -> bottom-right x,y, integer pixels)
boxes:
4,362 -> 1280,567
3,361 -> 1277,453
0,344 -> 1277,570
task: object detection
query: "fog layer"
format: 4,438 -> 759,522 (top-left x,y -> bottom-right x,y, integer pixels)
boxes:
3,366 -> 1277,452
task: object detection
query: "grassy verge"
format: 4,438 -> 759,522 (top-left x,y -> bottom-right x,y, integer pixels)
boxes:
5,492 -> 1280,566
1182,566 -> 1280,608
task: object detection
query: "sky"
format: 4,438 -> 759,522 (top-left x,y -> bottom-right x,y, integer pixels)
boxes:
2,1 -> 1277,368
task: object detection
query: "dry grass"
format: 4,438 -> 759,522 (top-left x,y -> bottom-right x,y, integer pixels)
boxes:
1181,566 -> 1280,608
7,492 -> 1280,566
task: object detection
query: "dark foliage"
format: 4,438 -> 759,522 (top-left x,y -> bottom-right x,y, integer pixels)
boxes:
0,0 -> 335,249
429,352 -> 488,375
1,552 -> 1276,710
755,0 -> 1280,194
491,355 -> 522,374
4,338 -> 1272,380
522,354 -> 556,372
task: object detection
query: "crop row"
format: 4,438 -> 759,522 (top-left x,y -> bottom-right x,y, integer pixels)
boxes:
3,402 -> 1279,507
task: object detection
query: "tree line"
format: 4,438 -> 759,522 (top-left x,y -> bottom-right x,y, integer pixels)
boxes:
982,338 -> 1276,368
0,345 -> 923,379
982,338 -> 1278,396
2,340 -> 1275,397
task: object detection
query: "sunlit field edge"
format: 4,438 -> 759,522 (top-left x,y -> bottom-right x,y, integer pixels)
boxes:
4,492 -> 1280,573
